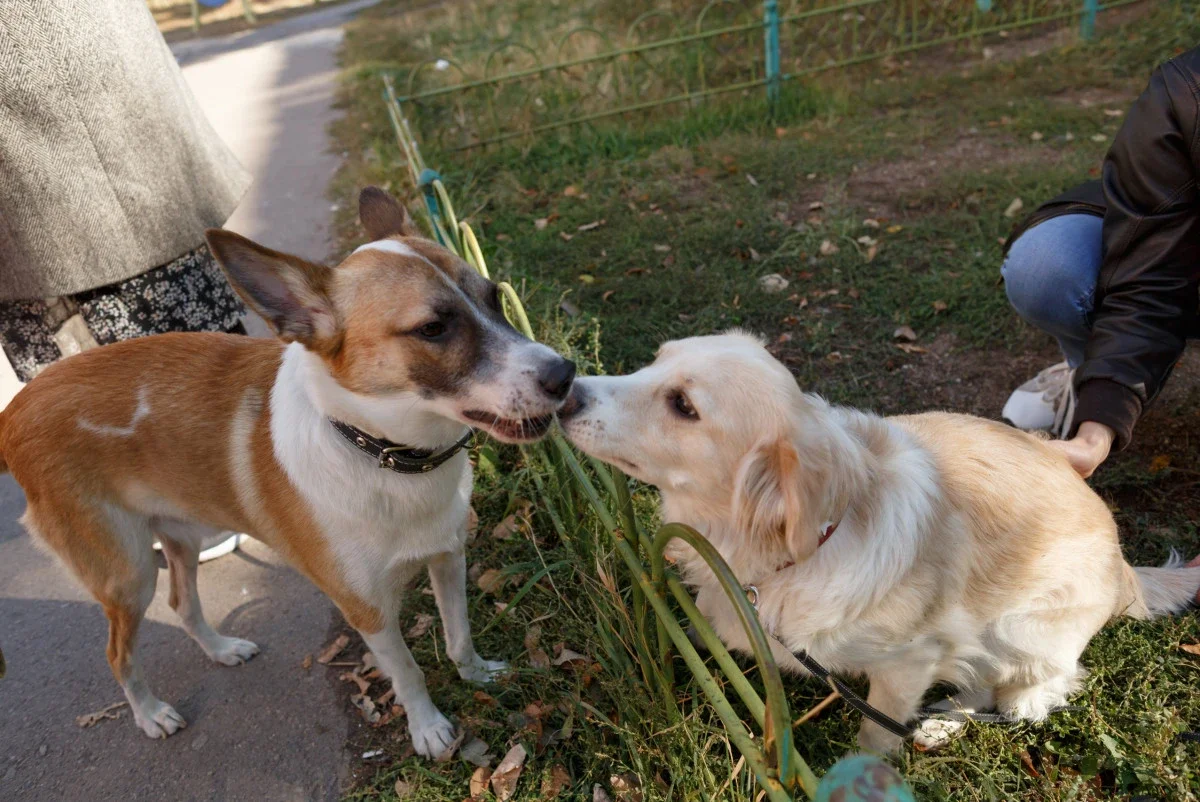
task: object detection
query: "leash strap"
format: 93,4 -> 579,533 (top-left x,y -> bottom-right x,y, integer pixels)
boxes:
790,650 -> 916,737
330,419 -> 473,474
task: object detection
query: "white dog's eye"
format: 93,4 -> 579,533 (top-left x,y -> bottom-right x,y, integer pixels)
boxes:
669,390 -> 699,420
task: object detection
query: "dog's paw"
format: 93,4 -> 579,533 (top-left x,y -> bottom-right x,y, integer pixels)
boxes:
206,636 -> 260,666
409,709 -> 460,758
913,718 -> 965,751
134,700 -> 187,739
457,655 -> 508,683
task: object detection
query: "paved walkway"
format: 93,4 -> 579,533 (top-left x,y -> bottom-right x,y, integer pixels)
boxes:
0,4 -> 378,799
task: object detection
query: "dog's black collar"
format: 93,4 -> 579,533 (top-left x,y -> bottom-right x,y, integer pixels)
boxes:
330,419 -> 472,474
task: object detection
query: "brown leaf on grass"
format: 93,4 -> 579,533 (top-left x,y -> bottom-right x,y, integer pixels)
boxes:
610,773 -> 643,802
529,649 -> 552,669
865,244 -> 878,262
394,779 -> 417,798
474,690 -> 498,707
862,218 -> 881,229
885,224 -> 903,234
406,613 -> 436,639
848,288 -> 861,299
552,647 -> 590,667
433,727 -> 466,763
775,127 -> 788,138
467,506 -> 479,537
776,333 -> 793,345
1003,198 -> 1024,219
602,290 -> 616,302
492,514 -> 521,540
1019,749 -> 1042,777
593,785 -> 613,802
1149,455 -> 1172,473
893,325 -> 918,342
931,300 -> 948,312
339,671 -> 372,695
477,568 -> 505,594
560,232 -> 574,242
895,343 -> 928,354
562,185 -> 582,197
818,239 -> 839,256
491,744 -> 528,801
578,274 -> 595,284
542,765 -> 571,798
746,173 -> 759,187
460,735 -> 495,768
300,654 -> 313,671
76,701 -> 128,728
471,766 -> 493,797
624,267 -> 647,277
1180,642 -> 1200,656
524,625 -> 543,652
534,218 -> 550,230
653,244 -> 671,253
577,220 -> 605,232
826,352 -> 844,363
317,633 -> 351,664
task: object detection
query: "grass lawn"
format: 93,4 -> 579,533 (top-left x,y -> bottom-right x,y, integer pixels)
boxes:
328,1 -> 1200,799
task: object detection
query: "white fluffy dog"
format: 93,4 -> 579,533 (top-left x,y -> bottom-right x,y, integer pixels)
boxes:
559,332 -> 1200,752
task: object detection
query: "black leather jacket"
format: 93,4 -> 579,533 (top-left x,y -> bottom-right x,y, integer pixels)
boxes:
1008,46 -> 1200,449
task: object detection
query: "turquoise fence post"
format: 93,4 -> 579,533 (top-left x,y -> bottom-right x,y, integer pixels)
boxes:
764,0 -> 781,108
1081,0 -> 1098,40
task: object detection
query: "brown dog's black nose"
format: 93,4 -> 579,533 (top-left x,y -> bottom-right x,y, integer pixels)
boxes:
538,359 -> 576,400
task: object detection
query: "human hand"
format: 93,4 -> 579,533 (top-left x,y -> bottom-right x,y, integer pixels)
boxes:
1046,421 -> 1115,479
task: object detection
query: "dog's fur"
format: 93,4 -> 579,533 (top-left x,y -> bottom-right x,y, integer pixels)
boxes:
0,188 -> 574,755
560,332 -> 1200,752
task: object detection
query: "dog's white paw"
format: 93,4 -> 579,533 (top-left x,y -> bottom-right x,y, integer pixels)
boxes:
408,709 -> 459,758
134,700 -> 187,739
913,718 -> 965,751
457,656 -> 508,683
206,636 -> 260,666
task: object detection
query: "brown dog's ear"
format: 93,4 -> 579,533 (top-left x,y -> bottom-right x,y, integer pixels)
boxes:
359,186 -> 420,240
733,437 -> 821,562
205,229 -> 338,350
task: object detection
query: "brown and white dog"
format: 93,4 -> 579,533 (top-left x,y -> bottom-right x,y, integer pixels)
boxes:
560,332 -> 1200,753
0,188 -> 574,755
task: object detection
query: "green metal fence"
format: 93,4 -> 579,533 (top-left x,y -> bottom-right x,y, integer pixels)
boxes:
389,0 -> 1143,151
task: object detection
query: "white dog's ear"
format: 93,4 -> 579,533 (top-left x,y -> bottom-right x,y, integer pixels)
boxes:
733,438 -> 820,561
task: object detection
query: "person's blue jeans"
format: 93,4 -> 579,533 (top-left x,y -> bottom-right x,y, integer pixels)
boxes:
1001,213 -> 1104,368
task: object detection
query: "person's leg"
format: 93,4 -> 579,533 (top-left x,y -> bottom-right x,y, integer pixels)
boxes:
1000,214 -> 1104,434
1001,213 -> 1104,368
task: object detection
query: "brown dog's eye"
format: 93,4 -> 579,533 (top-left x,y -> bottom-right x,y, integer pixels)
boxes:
417,320 -> 447,339
670,391 -> 698,420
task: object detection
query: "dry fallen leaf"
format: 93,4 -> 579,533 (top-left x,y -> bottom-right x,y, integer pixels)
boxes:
856,235 -> 877,247
593,785 -> 613,802
1149,455 -> 1171,473
1019,749 -> 1042,777
477,569 -> 505,595
602,290 -> 616,302
895,343 -> 928,354
931,300 -> 948,312
1103,108 -> 1124,117
885,224 -> 903,234
300,654 -> 313,671
534,218 -> 549,230
624,267 -> 647,277
808,201 -> 824,211
562,185 -> 581,197
1030,131 -> 1044,141
893,325 -> 918,342
552,647 -> 590,667
460,735 -> 495,768
492,514 -> 521,540
865,244 -> 878,263
746,173 -> 759,187
1181,642 -> 1200,656
560,232 -> 574,242
471,766 -> 493,797
340,671 -> 372,695
529,648 -> 551,669
577,220 -> 605,232
577,274 -> 595,284
394,778 -> 417,798
1003,198 -> 1024,218
653,244 -> 671,253
433,727 -> 466,763
406,613 -> 436,639
76,701 -> 128,728
862,218 -> 880,229
491,744 -> 528,801
474,690 -> 498,707
350,693 -> 381,724
542,764 -> 571,799
819,239 -> 839,256
758,273 -> 789,294
1091,133 -> 1107,142
467,506 -> 479,540
610,773 -> 643,802
317,633 -> 351,664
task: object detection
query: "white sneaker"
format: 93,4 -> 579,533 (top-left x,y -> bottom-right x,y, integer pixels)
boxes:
153,532 -> 246,563
1001,361 -> 1076,438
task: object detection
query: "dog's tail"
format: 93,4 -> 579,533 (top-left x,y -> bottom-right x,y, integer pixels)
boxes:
1119,552 -> 1200,619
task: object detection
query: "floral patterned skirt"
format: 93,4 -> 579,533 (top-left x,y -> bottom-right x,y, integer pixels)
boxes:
0,246 -> 245,382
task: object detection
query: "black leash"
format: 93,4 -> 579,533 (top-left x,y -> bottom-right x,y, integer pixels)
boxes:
330,419 -> 472,474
